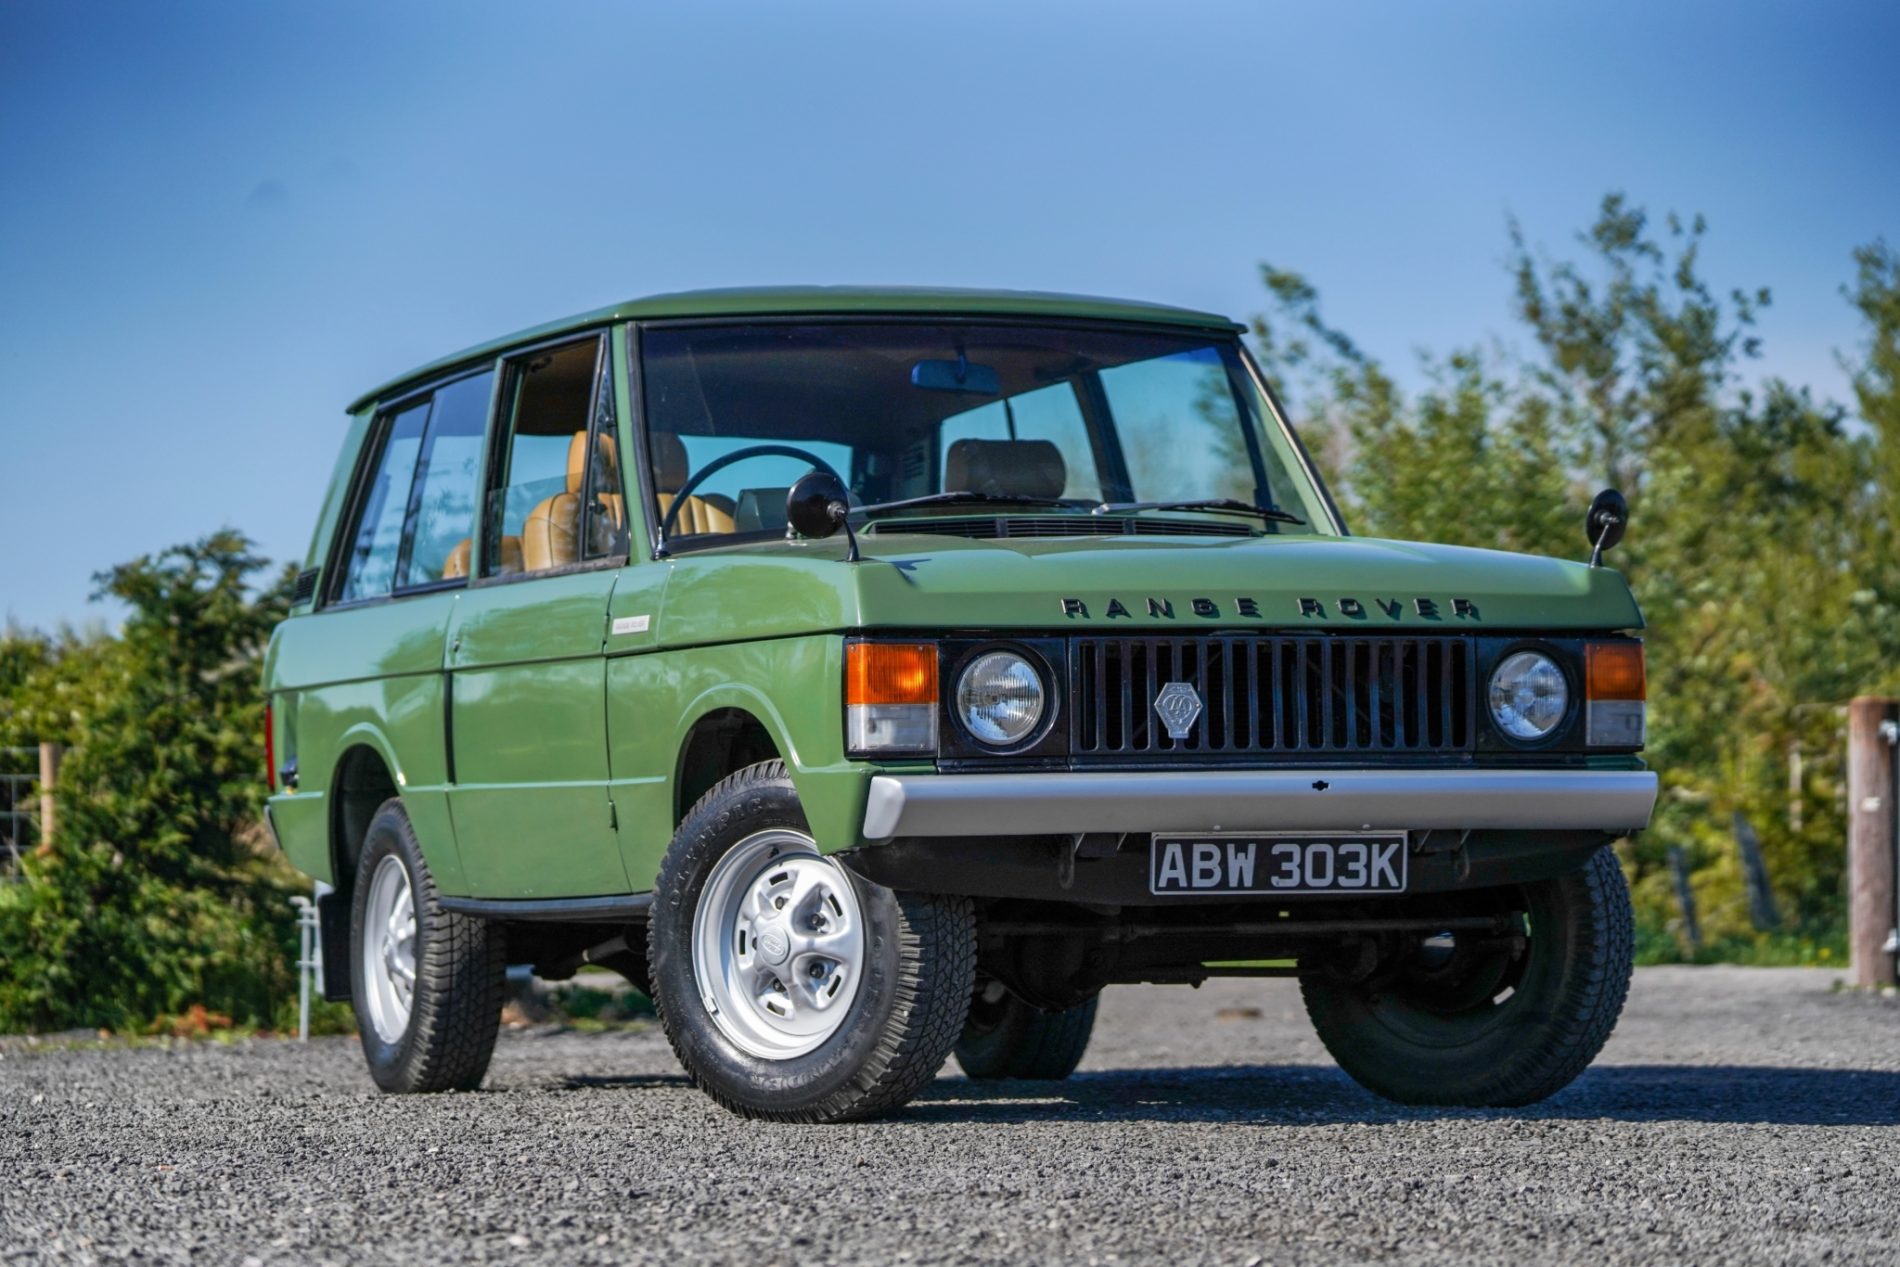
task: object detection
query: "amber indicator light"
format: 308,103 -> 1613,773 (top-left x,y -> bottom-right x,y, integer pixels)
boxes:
1586,642 -> 1645,701
846,643 -> 939,705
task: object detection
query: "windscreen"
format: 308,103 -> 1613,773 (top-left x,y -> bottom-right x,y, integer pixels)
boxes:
638,321 -> 1333,540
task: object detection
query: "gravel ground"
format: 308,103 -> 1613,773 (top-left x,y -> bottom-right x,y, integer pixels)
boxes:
3,966 -> 1897,1267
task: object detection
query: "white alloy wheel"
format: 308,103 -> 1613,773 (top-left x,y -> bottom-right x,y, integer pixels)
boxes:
361,853 -> 418,1044
692,829 -> 866,1060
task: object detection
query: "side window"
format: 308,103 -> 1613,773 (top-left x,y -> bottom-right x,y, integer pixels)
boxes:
484,337 -> 624,576
937,383 -> 1103,502
400,371 -> 492,586
336,400 -> 430,603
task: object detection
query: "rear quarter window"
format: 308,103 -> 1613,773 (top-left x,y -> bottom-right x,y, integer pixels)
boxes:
334,369 -> 495,603
336,400 -> 430,603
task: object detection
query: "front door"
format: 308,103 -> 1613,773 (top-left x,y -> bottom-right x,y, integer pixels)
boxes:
445,333 -> 632,897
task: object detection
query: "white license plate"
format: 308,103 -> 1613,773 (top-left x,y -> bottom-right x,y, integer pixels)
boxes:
1149,832 -> 1409,895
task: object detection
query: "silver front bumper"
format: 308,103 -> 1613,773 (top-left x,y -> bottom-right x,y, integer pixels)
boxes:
862,768 -> 1657,841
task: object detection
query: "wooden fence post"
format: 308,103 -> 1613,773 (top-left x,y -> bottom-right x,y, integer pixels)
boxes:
37,742 -> 60,850
1847,697 -> 1899,988
1667,844 -> 1701,955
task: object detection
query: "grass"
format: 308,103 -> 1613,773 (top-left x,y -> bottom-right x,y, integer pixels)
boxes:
509,978 -> 656,1030
1634,918 -> 1847,968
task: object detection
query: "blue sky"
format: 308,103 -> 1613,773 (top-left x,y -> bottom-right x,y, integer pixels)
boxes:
2,0 -> 1895,631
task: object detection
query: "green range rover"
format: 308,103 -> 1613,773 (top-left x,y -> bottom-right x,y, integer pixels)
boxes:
264,286 -> 1655,1122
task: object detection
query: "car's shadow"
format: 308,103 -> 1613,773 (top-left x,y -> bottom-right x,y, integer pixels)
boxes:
902,1063 -> 1900,1127
553,1063 -> 1900,1126
560,1072 -> 696,1092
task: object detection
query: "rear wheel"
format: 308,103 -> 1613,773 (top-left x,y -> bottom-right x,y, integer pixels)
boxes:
648,761 -> 976,1122
1299,847 -> 1633,1107
954,982 -> 1098,1080
349,799 -> 506,1094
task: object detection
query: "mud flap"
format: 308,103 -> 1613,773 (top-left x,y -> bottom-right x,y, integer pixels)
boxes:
318,887 -> 353,1003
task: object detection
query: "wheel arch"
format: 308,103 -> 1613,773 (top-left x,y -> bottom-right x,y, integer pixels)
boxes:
609,636 -> 869,871
673,703 -> 785,825
329,739 -> 400,894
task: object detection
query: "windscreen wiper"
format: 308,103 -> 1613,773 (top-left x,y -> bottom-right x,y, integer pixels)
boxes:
853,491 -> 1075,519
1093,498 -> 1306,525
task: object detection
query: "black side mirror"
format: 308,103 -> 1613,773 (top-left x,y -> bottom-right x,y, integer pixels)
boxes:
1585,488 -> 1628,567
786,471 -> 860,562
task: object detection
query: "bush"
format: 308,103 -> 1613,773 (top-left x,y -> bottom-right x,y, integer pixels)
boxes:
1632,907 -> 1847,967
0,532 -> 300,1033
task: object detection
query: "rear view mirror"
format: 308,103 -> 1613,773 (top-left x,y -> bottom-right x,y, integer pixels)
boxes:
911,358 -> 1000,395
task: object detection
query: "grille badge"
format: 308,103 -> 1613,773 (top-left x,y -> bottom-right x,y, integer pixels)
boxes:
1154,682 -> 1204,739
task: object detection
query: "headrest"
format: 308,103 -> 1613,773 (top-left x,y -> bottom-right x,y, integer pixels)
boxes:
944,439 -> 1067,501
650,432 -> 690,491
566,431 -> 620,495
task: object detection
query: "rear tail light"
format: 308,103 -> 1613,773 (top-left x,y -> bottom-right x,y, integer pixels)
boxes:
845,642 -> 938,756
1584,642 -> 1645,747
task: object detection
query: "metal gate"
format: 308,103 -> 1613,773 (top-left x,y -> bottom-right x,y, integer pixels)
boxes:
0,746 -> 41,879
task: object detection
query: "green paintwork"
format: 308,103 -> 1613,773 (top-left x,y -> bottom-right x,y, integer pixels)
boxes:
654,531 -> 1642,640
604,633 -> 867,884
265,591 -> 467,890
445,569 -> 626,896
266,297 -> 1646,904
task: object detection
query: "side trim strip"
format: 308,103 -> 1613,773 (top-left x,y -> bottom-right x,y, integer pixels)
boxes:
437,893 -> 652,923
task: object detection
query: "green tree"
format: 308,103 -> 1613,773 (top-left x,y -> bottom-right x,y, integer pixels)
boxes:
1508,195 -> 1770,495
1847,241 -> 1900,666
0,532 -> 300,1030
1252,194 -> 1888,960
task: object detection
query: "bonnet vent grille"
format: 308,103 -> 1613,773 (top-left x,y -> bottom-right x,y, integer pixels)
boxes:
865,516 -> 1252,541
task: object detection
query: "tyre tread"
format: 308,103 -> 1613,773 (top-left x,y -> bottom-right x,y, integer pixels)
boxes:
358,799 -> 506,1094
651,761 -> 976,1123
956,995 -> 1098,1081
1301,847 -> 1633,1108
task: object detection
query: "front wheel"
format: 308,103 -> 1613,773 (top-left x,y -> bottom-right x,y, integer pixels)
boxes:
1299,846 -> 1633,1107
954,983 -> 1098,1080
648,761 -> 976,1122
349,798 -> 507,1093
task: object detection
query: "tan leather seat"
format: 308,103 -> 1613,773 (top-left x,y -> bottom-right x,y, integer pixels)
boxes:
441,535 -> 521,579
650,432 -> 736,537
523,432 -> 627,571
944,438 -> 1067,499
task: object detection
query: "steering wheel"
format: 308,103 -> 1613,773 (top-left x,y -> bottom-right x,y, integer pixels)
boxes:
656,443 -> 845,547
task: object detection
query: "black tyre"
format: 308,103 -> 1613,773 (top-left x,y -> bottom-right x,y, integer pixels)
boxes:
954,982 -> 1098,1080
349,798 -> 506,1094
648,761 -> 976,1123
1300,846 -> 1633,1107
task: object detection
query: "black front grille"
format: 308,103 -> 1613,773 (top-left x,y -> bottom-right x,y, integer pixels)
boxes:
1070,634 -> 1474,760
867,515 -> 1252,540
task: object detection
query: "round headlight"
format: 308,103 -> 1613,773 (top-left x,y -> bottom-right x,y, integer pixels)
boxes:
956,651 -> 1046,745
1488,651 -> 1569,741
